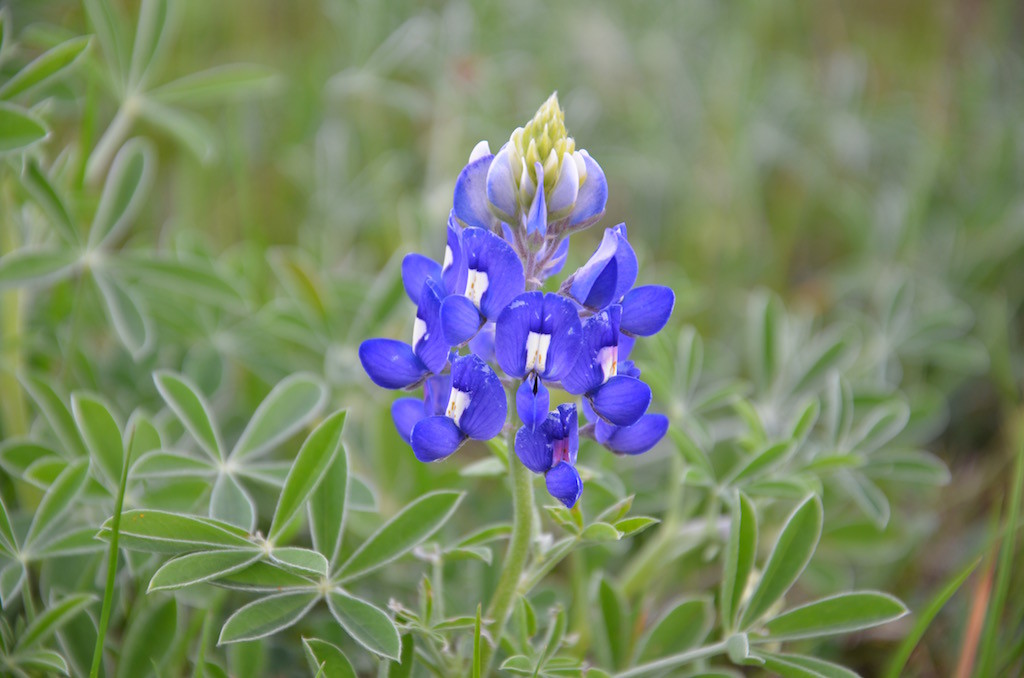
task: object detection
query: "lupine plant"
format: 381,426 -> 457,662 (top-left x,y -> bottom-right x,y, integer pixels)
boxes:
1,1 -> 1023,677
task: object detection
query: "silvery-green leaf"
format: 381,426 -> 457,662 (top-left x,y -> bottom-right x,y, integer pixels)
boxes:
721,491 -> 757,630
210,473 -> 256,532
127,0 -> 171,88
94,271 -> 153,359
326,590 -> 401,660
88,136 -> 155,247
131,450 -> 212,479
636,596 -> 714,663
218,591 -> 319,644
302,637 -> 357,678
269,547 -> 328,577
153,371 -> 222,461
115,598 -> 176,678
149,63 -> 279,106
24,460 -> 88,547
310,440 -> 349,568
19,374 -> 87,458
0,102 -> 48,152
71,392 -> 123,489
759,652 -> 860,678
15,649 -> 69,676
0,248 -> 78,289
100,509 -> 252,552
15,592 -> 95,650
0,35 -> 91,100
759,591 -> 907,642
19,159 -> 78,245
233,373 -> 328,461
137,99 -> 217,162
149,549 -> 261,591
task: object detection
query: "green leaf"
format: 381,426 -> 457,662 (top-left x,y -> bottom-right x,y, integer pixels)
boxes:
862,450 -> 951,486
16,593 -> 95,650
137,99 -> 217,162
32,526 -> 106,558
302,637 -> 356,678
210,473 -> 256,531
218,592 -> 319,644
721,491 -> 757,630
150,64 -> 279,106
153,370 -> 222,461
88,136 -> 155,247
849,401 -> 909,454
759,652 -> 859,678
0,36 -> 91,100
760,591 -> 907,641
615,516 -> 659,538
269,547 -> 328,577
840,471 -> 891,529
115,598 -> 176,678
0,561 -> 26,606
0,249 -> 78,289
15,649 -> 69,675
598,578 -> 629,670
20,159 -> 78,245
0,102 -> 48,152
20,374 -> 87,458
326,590 -> 401,660
149,549 -> 261,591
536,605 -> 567,672
582,522 -> 621,542
391,634 -> 415,678
115,253 -> 244,306
739,495 -> 822,630
636,596 -> 714,662
83,0 -> 128,78
215,560 -> 317,592
24,460 -> 89,547
269,408 -> 344,540
0,495 -> 18,554
337,490 -> 463,582
102,509 -> 252,552
728,441 -> 794,485
132,450 -> 213,478
71,392 -> 123,489
498,656 -> 533,674
95,271 -> 153,359
233,374 -> 328,461
128,0 -> 170,88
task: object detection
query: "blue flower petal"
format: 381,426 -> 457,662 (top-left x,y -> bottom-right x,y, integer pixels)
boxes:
589,375 -> 651,426
618,332 -> 635,362
544,237 -> 570,276
401,253 -> 442,304
495,292 -> 542,378
449,354 -> 507,440
596,413 -> 669,455
412,415 -> 467,462
540,294 -> 584,382
440,294 -> 483,346
423,374 -> 451,416
547,153 -> 579,214
515,425 -> 552,474
443,217 -> 467,295
392,398 -> 425,445
621,285 -> 675,336
468,322 -> 496,363
525,163 -> 547,236
547,403 -> 579,465
561,307 -> 621,395
516,376 -> 549,430
567,151 -> 607,229
545,462 -> 583,508
461,227 -> 525,321
413,280 -> 449,374
453,155 -> 496,229
486,145 -> 519,221
359,338 -> 427,389
569,226 -> 637,309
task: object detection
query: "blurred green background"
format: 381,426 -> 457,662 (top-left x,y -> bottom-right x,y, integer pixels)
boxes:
7,0 -> 1024,674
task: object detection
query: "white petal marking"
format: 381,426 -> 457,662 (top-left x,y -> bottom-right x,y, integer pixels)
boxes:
412,317 -> 427,348
445,388 -> 471,427
466,269 -> 489,308
597,345 -> 618,384
525,331 -> 552,373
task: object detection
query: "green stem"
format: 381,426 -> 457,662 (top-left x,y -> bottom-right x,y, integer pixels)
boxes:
89,428 -> 134,678
481,431 -> 534,675
85,104 -> 135,185
614,641 -> 727,678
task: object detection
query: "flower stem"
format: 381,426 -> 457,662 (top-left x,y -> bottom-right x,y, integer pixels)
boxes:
481,431 -> 534,675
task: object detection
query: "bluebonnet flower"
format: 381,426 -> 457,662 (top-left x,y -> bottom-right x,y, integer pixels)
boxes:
515,404 -> 583,508
359,93 -> 672,508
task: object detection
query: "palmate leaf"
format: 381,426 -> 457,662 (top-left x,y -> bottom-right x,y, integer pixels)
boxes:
336,491 -> 463,582
20,374 -> 88,458
88,136 -> 155,247
0,35 -> 91,100
149,63 -> 279,106
759,591 -> 907,642
636,596 -> 714,663
71,392 -> 123,488
218,592 -> 319,644
739,495 -> 823,630
127,0 -> 171,89
0,102 -> 48,152
268,547 -> 328,577
15,593 -> 95,651
148,549 -> 261,591
153,371 -> 223,461
302,638 -> 357,678
720,491 -> 757,631
95,270 -> 154,359
326,590 -> 401,660
19,159 -> 78,245
24,460 -> 89,548
309,435 -> 349,568
233,374 -> 328,462
0,248 -> 78,289
101,509 -> 253,553
210,472 -> 256,532
115,598 -> 176,678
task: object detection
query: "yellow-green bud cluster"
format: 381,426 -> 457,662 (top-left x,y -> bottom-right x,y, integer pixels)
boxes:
509,93 -> 576,199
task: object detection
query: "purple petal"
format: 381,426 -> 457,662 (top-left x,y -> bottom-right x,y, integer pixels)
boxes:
440,294 -> 483,346
516,376 -> 549,430
515,425 -> 552,474
449,354 -> 507,440
580,397 -> 598,424
525,163 -> 547,236
461,227 -> 525,321
413,280 -> 449,374
567,151 -> 607,229
392,398 -> 425,445
401,253 -> 442,304
547,153 -> 579,214
423,374 -> 451,416
596,413 -> 669,455
589,375 -> 651,426
486,144 -> 518,221
621,285 -> 675,336
495,292 -> 542,378
538,294 -> 584,382
443,217 -> 467,295
618,332 -> 636,362
468,322 -> 496,363
544,237 -> 570,276
359,338 -> 427,389
453,155 -> 496,229
545,403 -> 579,465
545,462 -> 583,508
568,226 -> 637,309
412,415 -> 466,462
560,307 -> 622,395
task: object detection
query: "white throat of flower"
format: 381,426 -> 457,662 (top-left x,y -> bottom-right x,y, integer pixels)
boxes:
597,345 -> 618,384
466,268 -> 489,308
442,245 -> 453,272
525,331 -> 552,373
412,317 -> 427,347
445,388 -> 471,427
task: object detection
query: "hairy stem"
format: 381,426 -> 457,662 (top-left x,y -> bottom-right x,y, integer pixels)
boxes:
481,431 -> 534,675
